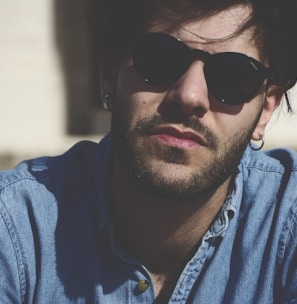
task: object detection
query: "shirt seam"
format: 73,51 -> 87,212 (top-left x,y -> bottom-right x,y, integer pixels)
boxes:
277,197 -> 297,261
0,198 -> 27,303
244,164 -> 288,174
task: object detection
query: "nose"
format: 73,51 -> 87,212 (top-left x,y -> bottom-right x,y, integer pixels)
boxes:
162,61 -> 210,117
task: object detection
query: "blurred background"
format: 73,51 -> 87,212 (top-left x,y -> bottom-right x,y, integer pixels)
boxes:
0,0 -> 297,170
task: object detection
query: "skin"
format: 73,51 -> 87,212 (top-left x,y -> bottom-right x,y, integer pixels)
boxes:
100,4 -> 284,302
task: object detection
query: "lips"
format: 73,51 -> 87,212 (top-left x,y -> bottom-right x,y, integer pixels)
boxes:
150,126 -> 208,149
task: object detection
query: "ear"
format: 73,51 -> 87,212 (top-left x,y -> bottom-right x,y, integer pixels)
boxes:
251,85 -> 284,140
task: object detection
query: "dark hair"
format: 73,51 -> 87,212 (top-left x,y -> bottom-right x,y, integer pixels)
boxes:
91,0 -> 297,109
250,0 -> 297,110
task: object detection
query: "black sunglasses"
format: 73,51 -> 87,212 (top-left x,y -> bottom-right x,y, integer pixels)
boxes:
132,32 -> 274,105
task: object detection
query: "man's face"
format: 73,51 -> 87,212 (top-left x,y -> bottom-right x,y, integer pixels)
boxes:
110,5 -> 265,201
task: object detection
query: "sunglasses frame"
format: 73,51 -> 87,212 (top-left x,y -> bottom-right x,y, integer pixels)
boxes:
132,32 -> 275,105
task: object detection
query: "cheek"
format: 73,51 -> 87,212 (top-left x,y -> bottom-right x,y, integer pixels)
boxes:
211,102 -> 262,139
115,62 -> 145,120
116,56 -> 158,102
115,59 -> 163,123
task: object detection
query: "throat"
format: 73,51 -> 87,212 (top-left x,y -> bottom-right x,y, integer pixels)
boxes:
150,272 -> 177,301
148,252 -> 193,302
111,177 -> 228,273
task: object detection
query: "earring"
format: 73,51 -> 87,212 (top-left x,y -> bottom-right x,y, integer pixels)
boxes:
249,136 -> 265,151
102,94 -> 112,111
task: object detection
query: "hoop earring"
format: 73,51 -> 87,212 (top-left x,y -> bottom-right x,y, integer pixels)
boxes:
249,136 -> 265,151
102,95 -> 112,111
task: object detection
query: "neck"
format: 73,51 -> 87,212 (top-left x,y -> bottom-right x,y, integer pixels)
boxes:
110,157 -> 231,275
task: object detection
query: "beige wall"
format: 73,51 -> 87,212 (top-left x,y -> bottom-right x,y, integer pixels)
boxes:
0,0 -> 110,169
0,0 -> 296,170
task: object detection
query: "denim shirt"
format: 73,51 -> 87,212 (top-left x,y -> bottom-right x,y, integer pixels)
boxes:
0,134 -> 297,304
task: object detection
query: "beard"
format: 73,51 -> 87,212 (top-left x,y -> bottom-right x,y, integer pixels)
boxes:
111,104 -> 259,202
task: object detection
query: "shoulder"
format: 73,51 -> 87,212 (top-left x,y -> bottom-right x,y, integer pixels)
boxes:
238,147 -> 297,242
239,147 -> 297,196
0,137 -> 112,300
241,146 -> 297,174
239,147 -> 297,256
0,135 -> 112,300
239,147 -> 297,207
0,137 -> 110,192
0,139 -> 98,216
0,136 -> 112,233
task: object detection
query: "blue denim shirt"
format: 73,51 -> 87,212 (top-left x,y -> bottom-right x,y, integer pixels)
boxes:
0,134 -> 297,304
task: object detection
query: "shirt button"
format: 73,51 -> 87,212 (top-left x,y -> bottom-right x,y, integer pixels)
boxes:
137,279 -> 150,292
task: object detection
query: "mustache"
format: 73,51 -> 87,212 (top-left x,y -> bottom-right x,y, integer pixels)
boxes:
134,115 -> 218,150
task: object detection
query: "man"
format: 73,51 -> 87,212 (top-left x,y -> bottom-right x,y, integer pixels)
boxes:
1,0 -> 297,303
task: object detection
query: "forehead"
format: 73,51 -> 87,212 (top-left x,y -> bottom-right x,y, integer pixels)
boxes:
180,5 -> 252,42
146,3 -> 259,56
146,1 -> 251,26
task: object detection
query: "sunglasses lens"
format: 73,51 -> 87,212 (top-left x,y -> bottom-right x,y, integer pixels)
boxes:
132,33 -> 190,86
205,53 -> 268,105
132,33 -> 270,106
